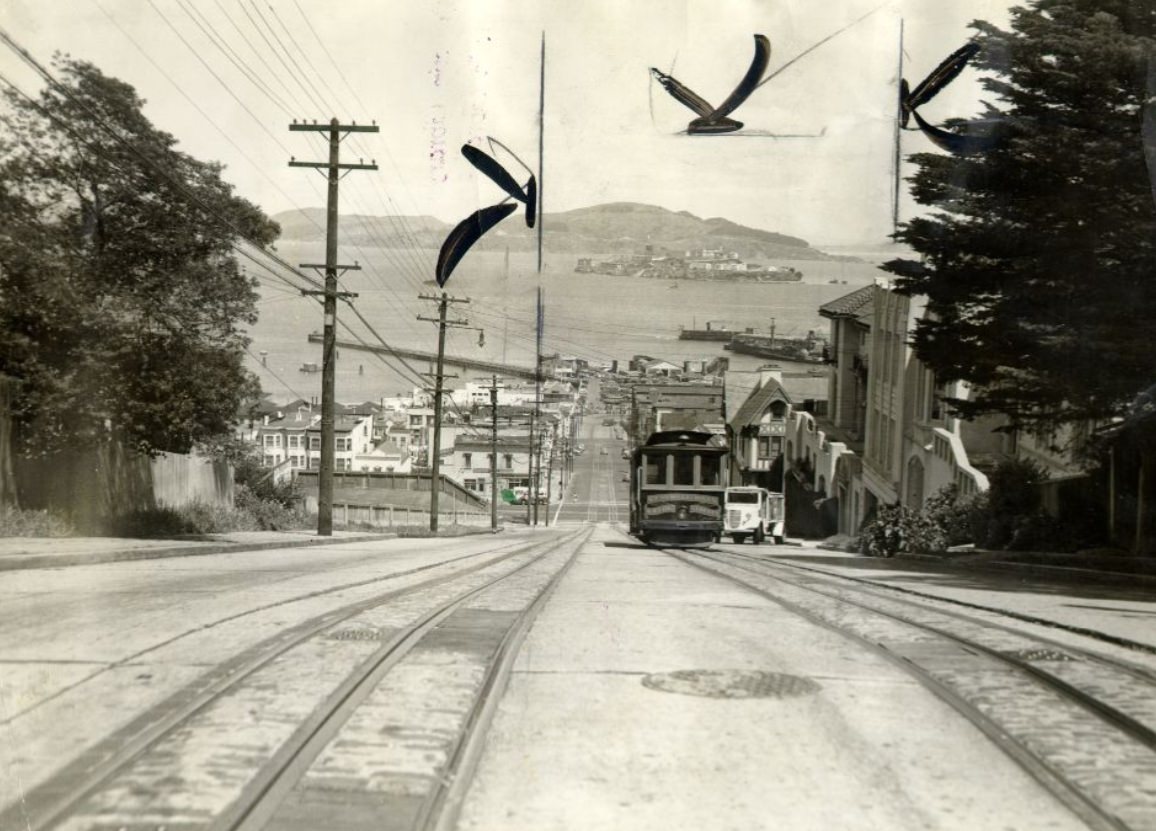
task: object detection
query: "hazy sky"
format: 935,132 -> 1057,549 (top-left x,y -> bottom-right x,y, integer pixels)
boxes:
1,0 -> 1014,246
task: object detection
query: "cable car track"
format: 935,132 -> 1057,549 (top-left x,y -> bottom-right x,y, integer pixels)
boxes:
5,528 -> 590,831
662,544 -> 1156,831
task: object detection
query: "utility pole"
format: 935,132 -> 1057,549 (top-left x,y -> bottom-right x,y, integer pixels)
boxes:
525,424 -> 534,527
892,18 -> 905,235
417,292 -> 470,532
531,286 -> 544,526
489,374 -> 500,532
290,118 -> 378,536
545,420 -> 556,523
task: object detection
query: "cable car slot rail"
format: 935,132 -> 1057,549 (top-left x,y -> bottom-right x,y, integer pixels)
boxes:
663,544 -> 1156,831
6,528 -> 589,831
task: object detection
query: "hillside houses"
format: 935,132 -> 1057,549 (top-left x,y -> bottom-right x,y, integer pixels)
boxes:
726,281 -> 1009,539
249,374 -> 579,508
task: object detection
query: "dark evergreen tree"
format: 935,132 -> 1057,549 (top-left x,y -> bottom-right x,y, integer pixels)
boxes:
887,0 -> 1156,435
0,58 -> 279,455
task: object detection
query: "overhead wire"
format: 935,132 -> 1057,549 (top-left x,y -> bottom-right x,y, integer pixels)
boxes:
286,0 -> 443,280
212,0 -> 307,113
247,0 -> 326,113
173,0 -> 294,115
3,20 -> 547,448
115,1 -> 432,344
0,52 -> 320,299
244,344 -> 310,401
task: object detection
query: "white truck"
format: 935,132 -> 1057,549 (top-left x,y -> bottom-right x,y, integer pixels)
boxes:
724,486 -> 785,544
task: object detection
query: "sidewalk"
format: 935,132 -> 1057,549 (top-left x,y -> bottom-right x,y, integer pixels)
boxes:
812,536 -> 1156,585
0,530 -> 393,572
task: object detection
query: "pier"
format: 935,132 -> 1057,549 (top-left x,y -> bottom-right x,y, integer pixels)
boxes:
309,334 -> 539,379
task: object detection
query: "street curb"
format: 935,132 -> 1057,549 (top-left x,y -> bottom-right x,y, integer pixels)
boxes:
812,543 -> 1156,587
893,551 -> 1156,587
0,533 -> 395,573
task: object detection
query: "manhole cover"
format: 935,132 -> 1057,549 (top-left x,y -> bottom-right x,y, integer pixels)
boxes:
1006,647 -> 1076,662
326,627 -> 386,641
641,670 -> 820,699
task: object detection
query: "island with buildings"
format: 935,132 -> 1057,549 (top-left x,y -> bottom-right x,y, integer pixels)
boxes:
576,247 -> 803,283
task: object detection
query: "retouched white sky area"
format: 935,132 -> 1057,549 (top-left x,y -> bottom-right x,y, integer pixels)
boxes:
1,0 -> 1013,246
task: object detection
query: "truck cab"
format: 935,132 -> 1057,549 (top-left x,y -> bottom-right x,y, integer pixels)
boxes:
724,487 -> 785,544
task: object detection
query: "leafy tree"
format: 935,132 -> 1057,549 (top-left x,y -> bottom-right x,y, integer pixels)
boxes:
0,57 -> 278,456
887,0 -> 1156,436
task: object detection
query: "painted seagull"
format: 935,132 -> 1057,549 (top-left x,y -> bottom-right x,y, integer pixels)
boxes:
650,34 -> 771,135
900,41 -> 1000,155
436,140 -> 536,288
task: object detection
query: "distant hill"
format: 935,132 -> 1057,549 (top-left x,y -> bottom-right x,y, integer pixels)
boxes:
270,201 -> 852,262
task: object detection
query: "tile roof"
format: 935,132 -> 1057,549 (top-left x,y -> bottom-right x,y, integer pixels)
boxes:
819,284 -> 875,319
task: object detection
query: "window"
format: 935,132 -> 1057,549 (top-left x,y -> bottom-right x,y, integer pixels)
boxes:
309,436 -> 321,451
263,455 -> 276,467
309,457 -> 320,469
504,453 -> 513,469
463,453 -> 472,469
728,491 -> 759,504
700,456 -> 721,486
263,434 -> 279,448
288,434 -> 300,449
644,453 -> 665,484
673,454 -> 694,485
336,437 -> 352,452
465,478 -> 478,491
759,436 -> 782,458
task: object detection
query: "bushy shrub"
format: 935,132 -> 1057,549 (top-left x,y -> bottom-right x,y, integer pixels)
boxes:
859,486 -> 986,557
106,505 -> 203,537
858,457 -> 1101,556
924,485 -> 988,548
0,505 -> 75,537
859,503 -> 915,557
234,484 -> 309,531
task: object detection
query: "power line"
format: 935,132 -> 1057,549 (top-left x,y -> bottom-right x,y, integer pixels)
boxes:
247,0 -> 326,114
0,55 -> 321,297
173,0 -> 294,115
212,0 -> 309,113
95,2 -> 430,330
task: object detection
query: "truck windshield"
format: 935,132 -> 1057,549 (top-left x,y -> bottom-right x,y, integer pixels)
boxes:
727,492 -> 760,504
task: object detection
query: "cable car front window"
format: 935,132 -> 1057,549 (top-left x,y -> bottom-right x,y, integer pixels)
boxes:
699,455 -> 720,486
644,453 -> 665,484
673,453 -> 695,485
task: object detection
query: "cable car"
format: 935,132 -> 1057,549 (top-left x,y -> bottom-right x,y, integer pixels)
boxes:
628,430 -> 727,547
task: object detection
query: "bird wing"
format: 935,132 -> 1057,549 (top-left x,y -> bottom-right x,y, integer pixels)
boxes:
436,202 -> 519,287
905,42 -> 981,113
650,68 -> 716,118
706,34 -> 771,121
910,109 -> 999,156
462,144 -> 529,205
